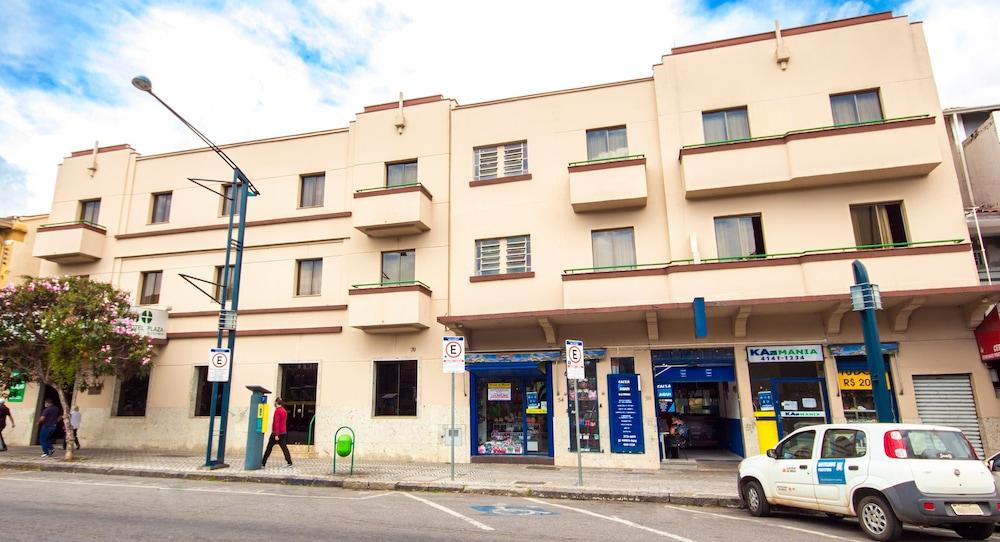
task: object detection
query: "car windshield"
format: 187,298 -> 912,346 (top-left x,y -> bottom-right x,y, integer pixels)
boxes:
901,430 -> 975,460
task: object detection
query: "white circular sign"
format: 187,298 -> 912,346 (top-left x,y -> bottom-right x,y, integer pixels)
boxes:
445,341 -> 463,359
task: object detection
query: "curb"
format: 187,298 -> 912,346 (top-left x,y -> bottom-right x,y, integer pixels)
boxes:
0,460 -> 742,508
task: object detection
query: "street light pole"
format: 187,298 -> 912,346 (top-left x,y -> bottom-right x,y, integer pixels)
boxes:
132,76 -> 259,468
851,260 -> 895,423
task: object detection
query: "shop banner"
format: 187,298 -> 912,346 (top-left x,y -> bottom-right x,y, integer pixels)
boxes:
828,343 -> 899,356
654,366 -> 735,383
838,370 -> 889,391
608,374 -> 645,454
465,349 -> 606,364
975,307 -> 1000,362
747,345 -> 824,363
487,382 -> 511,401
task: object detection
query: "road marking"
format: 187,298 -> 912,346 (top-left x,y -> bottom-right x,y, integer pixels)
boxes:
525,497 -> 698,541
402,492 -> 495,531
662,505 -> 859,541
0,475 -> 391,501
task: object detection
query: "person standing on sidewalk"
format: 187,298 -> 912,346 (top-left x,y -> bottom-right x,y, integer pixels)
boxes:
62,406 -> 81,451
0,398 -> 14,451
38,399 -> 60,457
261,397 -> 292,468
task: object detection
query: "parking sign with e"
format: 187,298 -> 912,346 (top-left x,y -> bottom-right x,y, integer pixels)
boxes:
442,336 -> 465,374
208,348 -> 231,382
566,340 -> 585,380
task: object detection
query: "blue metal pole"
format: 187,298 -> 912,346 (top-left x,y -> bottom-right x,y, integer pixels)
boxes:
216,170 -> 251,465
204,168 -> 240,467
851,261 -> 895,423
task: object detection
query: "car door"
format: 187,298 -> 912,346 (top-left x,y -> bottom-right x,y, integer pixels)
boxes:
814,428 -> 871,513
770,429 -> 819,508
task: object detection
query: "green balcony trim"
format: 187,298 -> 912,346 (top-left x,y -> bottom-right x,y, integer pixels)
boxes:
40,220 -> 106,230
568,154 -> 645,168
562,238 -> 964,275
354,182 -> 423,193
350,280 -> 431,290
682,115 -> 932,150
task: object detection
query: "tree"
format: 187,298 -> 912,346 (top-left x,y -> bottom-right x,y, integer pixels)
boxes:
0,277 -> 154,460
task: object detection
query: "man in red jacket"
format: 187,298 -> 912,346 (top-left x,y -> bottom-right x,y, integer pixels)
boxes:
261,397 -> 293,468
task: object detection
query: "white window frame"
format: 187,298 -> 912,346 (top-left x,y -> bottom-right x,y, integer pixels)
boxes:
474,141 -> 528,180
475,235 -> 531,275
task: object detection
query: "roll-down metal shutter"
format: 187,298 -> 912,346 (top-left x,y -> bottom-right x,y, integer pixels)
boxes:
913,375 -> 984,457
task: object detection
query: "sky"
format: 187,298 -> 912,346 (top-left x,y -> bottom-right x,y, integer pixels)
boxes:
1,0 -> 997,216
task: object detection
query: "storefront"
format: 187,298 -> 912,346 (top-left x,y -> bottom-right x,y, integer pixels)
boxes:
652,348 -> 743,458
467,350 -> 605,461
748,345 -> 829,454
830,343 -> 899,423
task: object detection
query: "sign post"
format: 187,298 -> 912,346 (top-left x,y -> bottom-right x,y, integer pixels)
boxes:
442,336 -> 466,481
566,339 -> 585,486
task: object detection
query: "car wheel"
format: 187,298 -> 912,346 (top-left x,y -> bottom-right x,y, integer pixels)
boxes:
857,495 -> 902,541
744,480 -> 770,517
953,522 -> 995,540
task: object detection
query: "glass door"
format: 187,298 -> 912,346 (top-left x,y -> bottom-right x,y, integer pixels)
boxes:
525,378 -> 549,454
772,377 -> 829,438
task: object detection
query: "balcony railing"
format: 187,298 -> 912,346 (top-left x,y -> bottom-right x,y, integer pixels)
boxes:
680,116 -> 932,152
563,239 -> 965,275
349,280 -> 432,291
568,154 -> 646,168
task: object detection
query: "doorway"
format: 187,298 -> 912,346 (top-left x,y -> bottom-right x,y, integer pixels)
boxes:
279,363 -> 318,445
32,384 -> 71,445
771,377 -> 831,438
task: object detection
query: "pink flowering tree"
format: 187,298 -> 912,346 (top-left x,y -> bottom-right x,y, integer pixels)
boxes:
0,276 -> 154,459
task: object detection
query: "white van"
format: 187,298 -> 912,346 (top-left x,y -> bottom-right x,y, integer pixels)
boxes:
738,423 -> 1000,541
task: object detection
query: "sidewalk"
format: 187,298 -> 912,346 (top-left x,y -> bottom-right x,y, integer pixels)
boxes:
0,446 -> 742,507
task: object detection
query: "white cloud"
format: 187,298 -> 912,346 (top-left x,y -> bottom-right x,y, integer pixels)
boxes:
0,1 -> 997,216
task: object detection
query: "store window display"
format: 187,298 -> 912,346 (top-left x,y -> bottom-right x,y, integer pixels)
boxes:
568,360 -> 601,452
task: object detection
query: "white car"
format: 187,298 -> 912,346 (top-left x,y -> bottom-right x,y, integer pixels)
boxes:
738,423 -> 1000,541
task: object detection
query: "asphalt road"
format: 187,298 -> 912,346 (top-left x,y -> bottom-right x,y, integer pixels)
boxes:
1,470 -> 998,541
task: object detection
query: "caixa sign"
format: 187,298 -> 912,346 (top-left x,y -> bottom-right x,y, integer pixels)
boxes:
747,345 -> 824,363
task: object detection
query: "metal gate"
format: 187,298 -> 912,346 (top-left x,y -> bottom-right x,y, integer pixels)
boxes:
913,375 -> 984,457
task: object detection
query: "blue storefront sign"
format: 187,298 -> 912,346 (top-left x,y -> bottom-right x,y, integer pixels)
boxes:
608,374 -> 645,454
654,366 -> 735,382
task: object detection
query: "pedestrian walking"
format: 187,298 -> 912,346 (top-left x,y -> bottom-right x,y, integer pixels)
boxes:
62,405 -> 81,451
261,397 -> 292,468
0,398 -> 14,451
38,399 -> 60,457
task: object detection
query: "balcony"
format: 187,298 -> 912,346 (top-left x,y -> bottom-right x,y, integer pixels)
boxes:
568,155 -> 648,212
348,281 -> 433,333
680,116 -> 942,199
32,221 -> 106,264
562,240 -> 974,308
353,183 -> 433,237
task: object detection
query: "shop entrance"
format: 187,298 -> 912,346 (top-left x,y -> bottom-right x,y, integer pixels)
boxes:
652,348 -> 744,459
748,347 -> 829,453
474,377 -> 549,456
771,377 -> 830,438
279,363 -> 317,445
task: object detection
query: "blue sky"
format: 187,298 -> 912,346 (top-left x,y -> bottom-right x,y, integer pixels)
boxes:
1,0 -> 997,215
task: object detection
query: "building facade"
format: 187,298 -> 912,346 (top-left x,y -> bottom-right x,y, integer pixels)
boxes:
7,11 -> 1000,468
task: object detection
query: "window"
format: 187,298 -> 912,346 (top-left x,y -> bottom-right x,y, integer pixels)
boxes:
139,271 -> 162,305
831,90 -> 883,125
821,429 -> 867,458
586,126 -> 628,160
897,430 -> 977,460
611,357 -> 635,374
475,235 -> 530,275
702,107 -> 750,143
569,360 -> 601,452
79,199 -> 101,224
776,430 -> 816,460
381,250 -> 415,284
299,174 -> 325,208
194,366 -> 224,417
714,214 -> 765,258
850,202 -> 907,247
474,142 -> 528,180
296,259 -> 323,296
214,265 -> 235,302
591,228 -> 636,269
374,360 -> 417,416
386,160 -> 418,187
116,373 -> 150,417
151,192 -> 172,224
220,184 -> 236,216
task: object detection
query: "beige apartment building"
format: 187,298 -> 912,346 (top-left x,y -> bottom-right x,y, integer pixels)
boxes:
7,11 -> 1000,468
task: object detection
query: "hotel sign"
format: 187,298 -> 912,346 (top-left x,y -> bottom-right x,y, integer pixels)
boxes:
130,307 -> 168,340
747,345 -> 824,363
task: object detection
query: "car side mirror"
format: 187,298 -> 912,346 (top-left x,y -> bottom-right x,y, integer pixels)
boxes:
766,449 -> 777,459
992,460 -> 1000,472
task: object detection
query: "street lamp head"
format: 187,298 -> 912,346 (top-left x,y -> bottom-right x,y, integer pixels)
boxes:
131,75 -> 152,93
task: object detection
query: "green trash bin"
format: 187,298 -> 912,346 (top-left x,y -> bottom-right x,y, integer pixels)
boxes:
333,426 -> 355,475
336,432 -> 353,457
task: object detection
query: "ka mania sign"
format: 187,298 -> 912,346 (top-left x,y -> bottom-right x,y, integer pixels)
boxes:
747,345 -> 824,363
